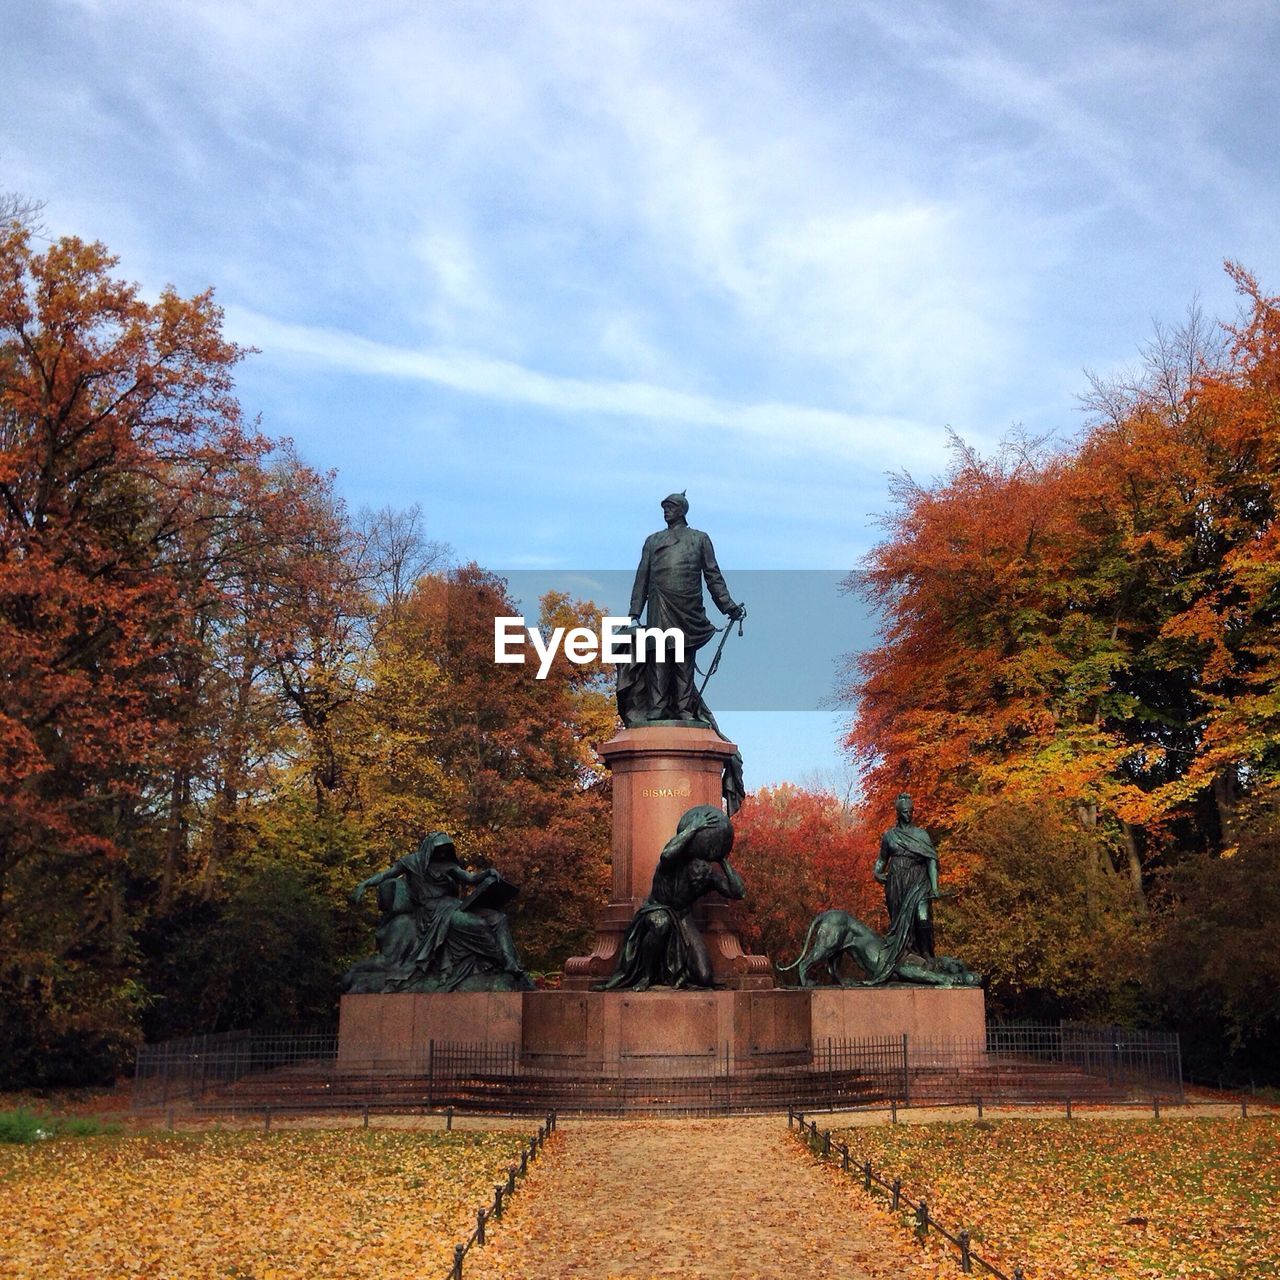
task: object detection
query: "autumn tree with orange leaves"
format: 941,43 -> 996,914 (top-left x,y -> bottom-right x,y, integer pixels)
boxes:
845,267 -> 1279,882
843,266 -> 1280,1055
0,228 -> 434,1069
0,227 -> 273,1077
728,784 -> 881,967
0,226 -> 617,1075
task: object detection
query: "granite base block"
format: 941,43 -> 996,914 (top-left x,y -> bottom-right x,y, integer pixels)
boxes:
337,985 -> 986,1075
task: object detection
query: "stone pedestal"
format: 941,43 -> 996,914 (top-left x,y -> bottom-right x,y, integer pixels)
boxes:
337,992 -> 523,1066
521,989 -> 809,1071
336,986 -> 987,1075
563,725 -> 772,989
808,985 -> 986,1047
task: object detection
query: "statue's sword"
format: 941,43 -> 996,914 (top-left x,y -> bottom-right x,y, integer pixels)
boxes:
697,605 -> 745,698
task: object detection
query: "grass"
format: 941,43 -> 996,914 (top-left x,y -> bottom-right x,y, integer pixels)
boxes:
0,1107 -> 119,1143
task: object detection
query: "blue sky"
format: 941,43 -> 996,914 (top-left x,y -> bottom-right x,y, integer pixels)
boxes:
4,1 -> 1277,786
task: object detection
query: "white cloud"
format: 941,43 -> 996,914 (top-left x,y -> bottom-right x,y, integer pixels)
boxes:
225,306 -> 949,469
12,0 -> 1280,478
410,228 -> 504,343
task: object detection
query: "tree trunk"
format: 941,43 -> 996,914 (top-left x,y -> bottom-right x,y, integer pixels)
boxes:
1212,769 -> 1240,850
203,777 -> 238,899
159,768 -> 191,912
1074,799 -> 1096,910
109,875 -> 127,964
1120,821 -> 1147,912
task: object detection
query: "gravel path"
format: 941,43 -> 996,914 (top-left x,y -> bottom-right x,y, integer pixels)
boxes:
465,1116 -> 935,1280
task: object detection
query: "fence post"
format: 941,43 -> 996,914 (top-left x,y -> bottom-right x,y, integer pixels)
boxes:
958,1229 -> 972,1273
1152,1095 -> 1160,1120
724,1040 -> 732,1117
494,1185 -> 504,1218
453,1242 -> 465,1279
1175,1032 -> 1185,1103
901,1033 -> 910,1106
1065,1097 -> 1072,1120
975,1096 -> 983,1120
427,1039 -> 435,1111
841,1142 -> 850,1173
787,1105 -> 793,1129
1242,1099 -> 1249,1119
891,1178 -> 901,1211
476,1207 -> 486,1246
263,1108 -> 271,1132
447,1105 -> 454,1132
520,1148 -> 528,1177
822,1129 -> 831,1158
507,1165 -> 517,1195
362,1104 -> 370,1129
916,1200 -> 929,1235
890,1099 -> 898,1125
863,1160 -> 872,1192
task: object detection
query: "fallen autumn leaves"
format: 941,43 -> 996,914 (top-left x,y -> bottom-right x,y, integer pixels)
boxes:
823,1115 -> 1280,1280
2,1113 -> 1276,1279
0,1126 -> 529,1280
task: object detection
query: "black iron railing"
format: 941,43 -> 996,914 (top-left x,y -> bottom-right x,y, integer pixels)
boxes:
443,1111 -> 557,1280
131,1022 -> 1182,1117
790,1107 -> 1026,1279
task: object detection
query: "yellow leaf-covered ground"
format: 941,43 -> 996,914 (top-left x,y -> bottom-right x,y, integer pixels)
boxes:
825,1115 -> 1280,1280
0,1127 -> 529,1280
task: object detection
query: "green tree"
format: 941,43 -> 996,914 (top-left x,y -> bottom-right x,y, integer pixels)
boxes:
940,799 -> 1145,1022
1148,812 -> 1280,1084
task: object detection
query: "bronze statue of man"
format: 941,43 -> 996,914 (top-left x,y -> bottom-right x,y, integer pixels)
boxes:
873,793 -> 939,960
622,491 -> 743,723
596,805 -> 745,990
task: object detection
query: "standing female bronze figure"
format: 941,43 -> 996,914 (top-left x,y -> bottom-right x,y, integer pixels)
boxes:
870,793 -> 940,983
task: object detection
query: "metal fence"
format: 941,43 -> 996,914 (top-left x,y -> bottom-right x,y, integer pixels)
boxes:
791,1108 -> 1026,1279
132,1022 -> 1182,1117
1002,1021 -> 1182,1092
893,1022 -> 1185,1106
443,1112 -> 556,1280
133,1034 -> 906,1116
133,1028 -> 339,1109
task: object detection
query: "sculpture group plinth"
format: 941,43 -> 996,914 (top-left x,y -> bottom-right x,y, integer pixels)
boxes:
336,985 -> 987,1074
563,725 -> 772,989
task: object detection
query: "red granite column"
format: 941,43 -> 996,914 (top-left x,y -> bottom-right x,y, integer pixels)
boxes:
563,726 -> 773,989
